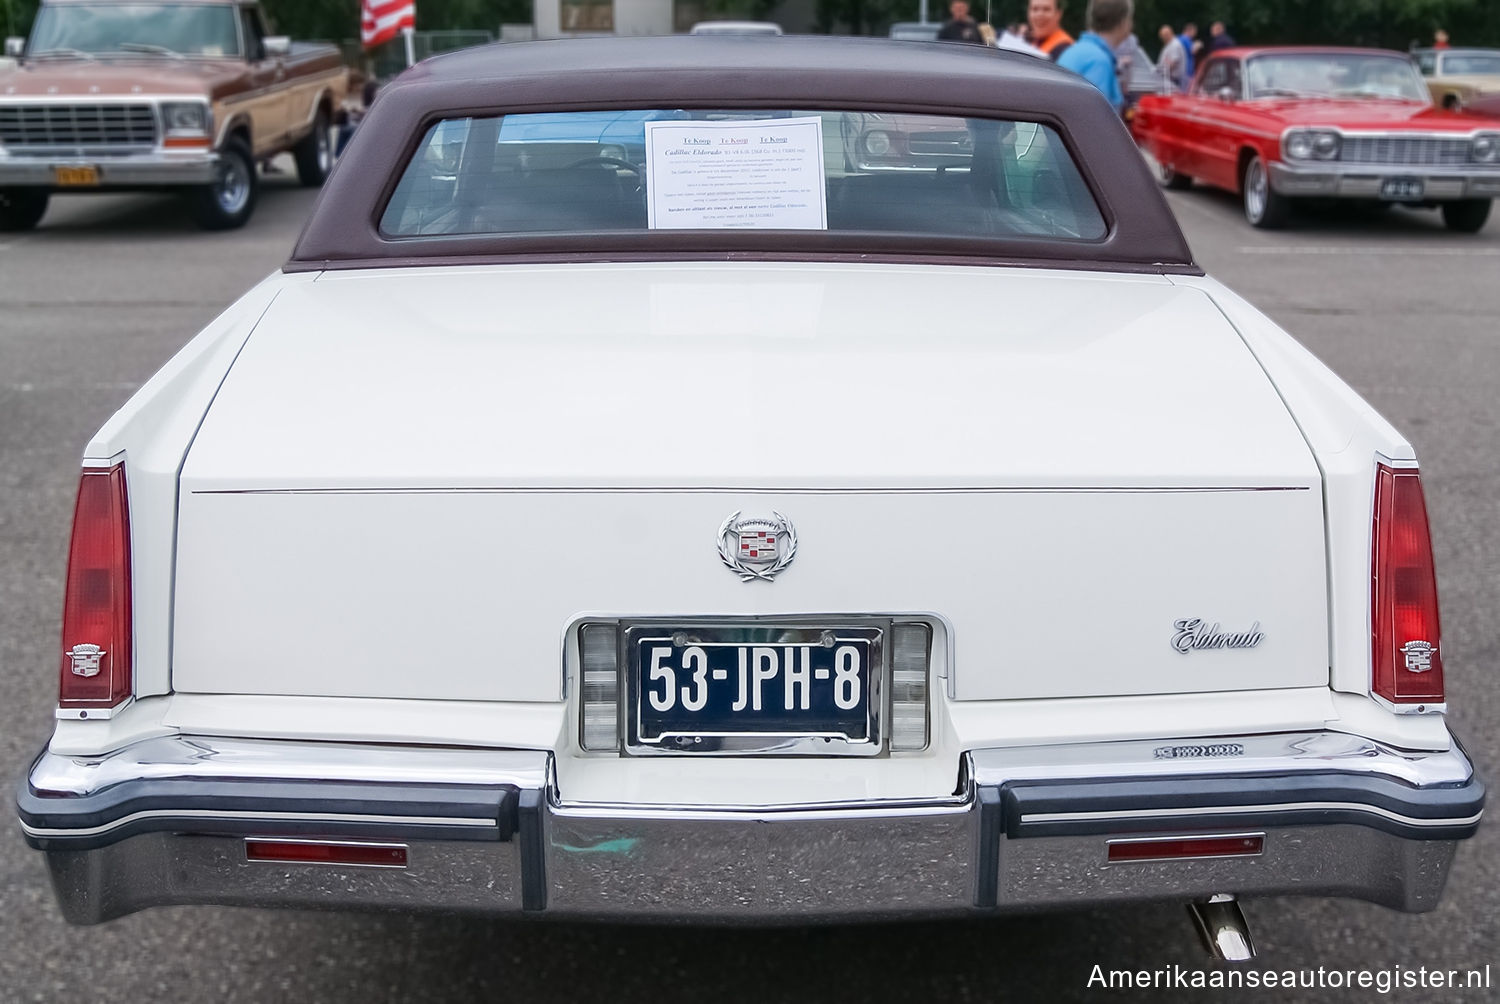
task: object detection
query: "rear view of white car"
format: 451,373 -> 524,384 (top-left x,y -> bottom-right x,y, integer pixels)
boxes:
17,37 -> 1481,959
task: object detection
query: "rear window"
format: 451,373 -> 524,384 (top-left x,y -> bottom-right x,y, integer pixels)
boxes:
1444,53 -> 1500,76
380,109 -> 1107,243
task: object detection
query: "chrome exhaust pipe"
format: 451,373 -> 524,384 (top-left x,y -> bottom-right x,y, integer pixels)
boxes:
1188,894 -> 1256,962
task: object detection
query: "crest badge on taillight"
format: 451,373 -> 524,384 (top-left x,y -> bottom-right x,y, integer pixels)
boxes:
1401,640 -> 1436,674
66,643 -> 106,678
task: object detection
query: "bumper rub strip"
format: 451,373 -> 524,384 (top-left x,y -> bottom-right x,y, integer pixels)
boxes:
1029,802 -> 1483,830
1001,770 -> 1485,843
973,785 -> 1002,909
519,788 -> 548,912
21,808 -> 497,842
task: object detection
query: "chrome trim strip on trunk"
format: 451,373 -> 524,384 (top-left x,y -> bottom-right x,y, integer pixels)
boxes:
26,735 -> 551,796
967,730 -> 1473,787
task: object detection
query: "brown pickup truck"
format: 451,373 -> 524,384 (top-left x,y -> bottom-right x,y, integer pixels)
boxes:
0,0 -> 347,230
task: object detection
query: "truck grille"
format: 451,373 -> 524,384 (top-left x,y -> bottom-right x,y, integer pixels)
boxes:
908,131 -> 972,157
0,103 -> 158,150
1339,135 -> 1471,167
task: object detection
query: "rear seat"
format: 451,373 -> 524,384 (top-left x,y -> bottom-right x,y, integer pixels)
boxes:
471,165 -> 646,232
829,172 -> 999,235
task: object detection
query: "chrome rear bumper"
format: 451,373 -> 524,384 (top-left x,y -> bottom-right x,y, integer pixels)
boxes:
18,731 -> 1483,925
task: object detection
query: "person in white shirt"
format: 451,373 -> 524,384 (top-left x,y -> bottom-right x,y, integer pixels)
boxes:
1156,24 -> 1188,91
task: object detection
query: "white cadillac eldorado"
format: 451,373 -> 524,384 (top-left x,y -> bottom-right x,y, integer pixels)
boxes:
16,36 -> 1483,958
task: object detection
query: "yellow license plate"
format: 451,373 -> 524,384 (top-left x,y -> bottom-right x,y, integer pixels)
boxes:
53,165 -> 101,187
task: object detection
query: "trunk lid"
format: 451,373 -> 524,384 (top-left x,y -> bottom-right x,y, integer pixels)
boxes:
173,263 -> 1328,703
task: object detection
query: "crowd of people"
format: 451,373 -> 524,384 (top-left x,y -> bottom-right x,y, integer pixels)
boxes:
935,0 -> 1239,113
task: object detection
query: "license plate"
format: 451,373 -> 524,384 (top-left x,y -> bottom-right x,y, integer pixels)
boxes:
1379,177 -> 1423,200
629,624 -> 882,753
53,165 -> 100,187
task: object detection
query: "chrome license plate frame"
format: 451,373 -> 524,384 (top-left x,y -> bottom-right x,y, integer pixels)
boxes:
623,620 -> 888,757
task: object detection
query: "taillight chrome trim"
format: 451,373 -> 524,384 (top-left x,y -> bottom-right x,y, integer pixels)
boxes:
54,699 -> 134,722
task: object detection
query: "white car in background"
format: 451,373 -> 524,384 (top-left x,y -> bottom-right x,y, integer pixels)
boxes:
688,20 -> 782,35
888,21 -> 941,42
16,37 -> 1482,960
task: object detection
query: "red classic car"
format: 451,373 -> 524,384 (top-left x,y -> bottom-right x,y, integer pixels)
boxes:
1132,47 -> 1500,231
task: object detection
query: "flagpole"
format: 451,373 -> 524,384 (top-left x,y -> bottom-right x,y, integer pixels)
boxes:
402,24 -> 415,68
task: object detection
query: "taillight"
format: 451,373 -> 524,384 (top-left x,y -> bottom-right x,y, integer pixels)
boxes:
1371,464 -> 1443,707
57,464 -> 132,716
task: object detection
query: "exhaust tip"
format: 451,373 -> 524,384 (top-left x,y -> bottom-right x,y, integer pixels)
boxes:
1188,894 -> 1256,962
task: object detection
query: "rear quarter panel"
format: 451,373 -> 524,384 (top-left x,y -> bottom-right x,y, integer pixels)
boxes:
1170,275 -> 1416,703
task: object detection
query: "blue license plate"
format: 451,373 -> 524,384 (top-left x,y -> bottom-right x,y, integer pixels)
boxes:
630,625 -> 881,751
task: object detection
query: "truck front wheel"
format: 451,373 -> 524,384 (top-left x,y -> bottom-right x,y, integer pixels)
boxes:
189,137 -> 258,230
293,108 -> 333,187
0,188 -> 49,231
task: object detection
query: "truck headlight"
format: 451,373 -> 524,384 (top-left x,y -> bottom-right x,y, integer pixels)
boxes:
161,101 -> 210,137
862,130 -> 893,157
1474,134 -> 1499,164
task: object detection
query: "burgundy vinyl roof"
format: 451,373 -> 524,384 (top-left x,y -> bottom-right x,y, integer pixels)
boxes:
287,35 -> 1198,274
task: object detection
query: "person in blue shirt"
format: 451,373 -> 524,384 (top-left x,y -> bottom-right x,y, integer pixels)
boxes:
1181,22 -> 1198,82
1057,0 -> 1135,114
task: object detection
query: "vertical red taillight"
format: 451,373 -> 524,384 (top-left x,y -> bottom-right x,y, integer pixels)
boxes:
57,464 -> 133,715
1371,464 -> 1444,706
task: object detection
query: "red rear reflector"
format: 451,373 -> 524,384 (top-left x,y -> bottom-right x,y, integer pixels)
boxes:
58,465 -> 132,712
1371,464 -> 1444,705
245,840 -> 408,868
1108,835 -> 1264,863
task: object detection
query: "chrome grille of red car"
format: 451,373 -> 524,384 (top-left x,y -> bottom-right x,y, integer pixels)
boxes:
1339,135 -> 1471,167
0,104 -> 159,151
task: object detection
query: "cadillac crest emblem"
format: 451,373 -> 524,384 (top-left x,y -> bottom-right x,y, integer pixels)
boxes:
66,643 -> 105,678
1401,640 -> 1436,673
718,511 -> 798,582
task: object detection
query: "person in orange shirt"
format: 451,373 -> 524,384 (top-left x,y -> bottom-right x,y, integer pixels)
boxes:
1028,0 -> 1075,60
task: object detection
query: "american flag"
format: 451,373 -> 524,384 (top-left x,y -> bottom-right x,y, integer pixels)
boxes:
361,0 -> 416,50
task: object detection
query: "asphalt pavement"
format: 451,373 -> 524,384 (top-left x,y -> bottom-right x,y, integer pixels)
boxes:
0,174 -> 1496,1003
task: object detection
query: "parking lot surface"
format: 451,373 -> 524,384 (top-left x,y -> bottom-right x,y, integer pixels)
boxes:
1,177 -> 1496,1002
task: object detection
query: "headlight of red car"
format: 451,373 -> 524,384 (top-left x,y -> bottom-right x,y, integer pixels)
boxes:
1284,129 -> 1341,161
